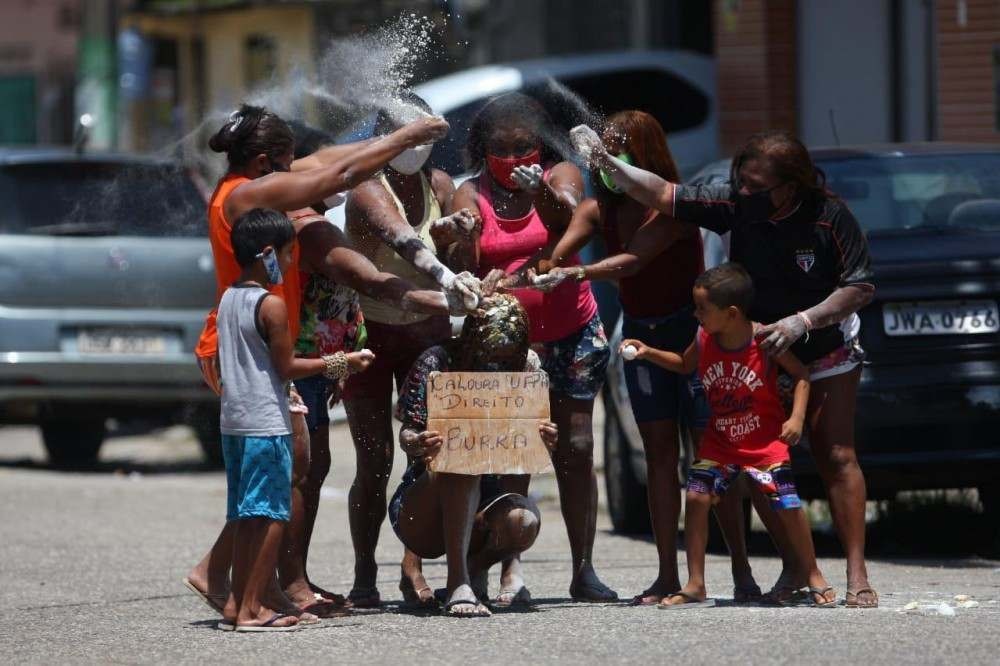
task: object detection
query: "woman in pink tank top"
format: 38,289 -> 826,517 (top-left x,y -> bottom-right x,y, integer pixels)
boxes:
447,93 -> 616,603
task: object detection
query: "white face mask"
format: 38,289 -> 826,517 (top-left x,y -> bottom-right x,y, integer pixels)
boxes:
389,143 -> 432,175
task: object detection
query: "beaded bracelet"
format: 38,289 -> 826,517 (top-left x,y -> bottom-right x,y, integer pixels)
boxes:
321,351 -> 349,381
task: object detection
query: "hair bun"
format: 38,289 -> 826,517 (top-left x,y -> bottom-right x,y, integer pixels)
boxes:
209,104 -> 267,153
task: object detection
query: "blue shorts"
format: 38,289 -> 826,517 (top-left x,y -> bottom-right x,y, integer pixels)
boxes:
622,310 -> 708,427
222,434 -> 293,522
295,374 -> 332,431
534,314 -> 610,401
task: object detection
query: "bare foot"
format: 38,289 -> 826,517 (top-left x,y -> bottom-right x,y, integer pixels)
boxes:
236,605 -> 299,630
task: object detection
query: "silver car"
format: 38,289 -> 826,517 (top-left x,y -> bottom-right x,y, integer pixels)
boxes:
0,148 -> 218,466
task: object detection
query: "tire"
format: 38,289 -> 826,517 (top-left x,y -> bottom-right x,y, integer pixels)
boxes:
603,398 -> 651,534
40,417 -> 105,467
188,403 -> 223,467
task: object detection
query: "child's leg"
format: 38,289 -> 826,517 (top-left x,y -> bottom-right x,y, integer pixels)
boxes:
749,463 -> 834,605
661,460 -> 726,606
237,518 -> 298,626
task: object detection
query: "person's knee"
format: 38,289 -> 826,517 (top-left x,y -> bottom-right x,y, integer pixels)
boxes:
553,431 -> 594,469
503,507 -> 540,552
814,442 -> 860,476
685,490 -> 712,510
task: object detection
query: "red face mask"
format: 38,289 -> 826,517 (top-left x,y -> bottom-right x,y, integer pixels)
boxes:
486,149 -> 541,190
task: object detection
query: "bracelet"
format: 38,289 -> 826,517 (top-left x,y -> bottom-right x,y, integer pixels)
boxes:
321,352 -> 349,381
797,311 -> 814,331
572,266 -> 586,282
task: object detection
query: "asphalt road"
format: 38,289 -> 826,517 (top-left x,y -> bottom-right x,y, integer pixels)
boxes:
1,423 -> 998,665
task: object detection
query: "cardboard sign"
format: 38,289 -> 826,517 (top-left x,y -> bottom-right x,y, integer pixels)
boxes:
426,371 -> 553,475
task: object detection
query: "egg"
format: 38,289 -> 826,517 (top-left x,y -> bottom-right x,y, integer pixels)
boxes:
622,345 -> 638,361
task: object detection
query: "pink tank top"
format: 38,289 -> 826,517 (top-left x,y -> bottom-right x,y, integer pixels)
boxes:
476,175 -> 597,343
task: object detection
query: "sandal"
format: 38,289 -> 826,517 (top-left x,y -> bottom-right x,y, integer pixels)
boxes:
630,589 -> 673,606
657,591 -> 716,610
182,578 -> 227,616
845,587 -> 879,609
234,613 -> 299,633
761,586 -> 807,607
444,599 -> 491,618
807,586 -> 838,608
399,576 -> 439,609
494,586 -> 532,608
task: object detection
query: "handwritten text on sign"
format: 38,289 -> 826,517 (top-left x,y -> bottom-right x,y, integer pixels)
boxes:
426,371 -> 553,475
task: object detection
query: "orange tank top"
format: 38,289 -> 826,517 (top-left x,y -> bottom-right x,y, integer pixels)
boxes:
195,174 -> 301,359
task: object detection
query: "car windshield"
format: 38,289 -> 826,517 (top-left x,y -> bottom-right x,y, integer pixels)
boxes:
0,162 -> 206,236
819,153 -> 1000,233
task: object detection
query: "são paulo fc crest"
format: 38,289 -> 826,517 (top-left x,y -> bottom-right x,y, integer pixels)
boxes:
795,250 -> 815,273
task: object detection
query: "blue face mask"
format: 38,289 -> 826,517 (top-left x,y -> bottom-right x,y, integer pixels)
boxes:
256,247 -> 283,285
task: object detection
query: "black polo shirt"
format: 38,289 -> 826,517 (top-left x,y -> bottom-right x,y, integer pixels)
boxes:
673,182 -> 875,363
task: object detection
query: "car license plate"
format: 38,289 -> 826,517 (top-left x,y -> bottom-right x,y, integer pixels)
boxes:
882,300 -> 1000,336
76,328 -> 170,354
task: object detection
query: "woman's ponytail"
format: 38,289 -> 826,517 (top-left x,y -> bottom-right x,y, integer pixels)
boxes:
208,104 -> 293,169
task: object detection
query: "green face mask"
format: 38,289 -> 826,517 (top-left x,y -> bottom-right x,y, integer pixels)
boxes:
599,152 -> 633,194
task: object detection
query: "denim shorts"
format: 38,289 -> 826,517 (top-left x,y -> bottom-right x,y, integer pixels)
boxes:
222,434 -> 293,522
622,309 -> 708,427
687,458 -> 802,511
295,374 -> 332,431
533,314 -> 610,400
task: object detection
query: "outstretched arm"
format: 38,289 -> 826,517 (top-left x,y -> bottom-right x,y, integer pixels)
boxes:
225,116 -> 449,221
296,217 -> 463,316
346,180 -> 480,310
291,138 -> 377,172
570,125 -> 677,215
618,338 -> 698,374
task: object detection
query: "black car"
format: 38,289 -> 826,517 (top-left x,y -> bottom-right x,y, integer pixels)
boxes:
602,143 -> 1000,532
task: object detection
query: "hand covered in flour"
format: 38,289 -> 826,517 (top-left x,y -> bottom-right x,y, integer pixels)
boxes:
570,124 -> 609,167
526,267 -> 579,293
443,271 -> 482,313
429,208 -> 481,245
511,164 -> 544,194
401,428 -> 443,465
402,114 -> 449,146
756,313 -> 811,356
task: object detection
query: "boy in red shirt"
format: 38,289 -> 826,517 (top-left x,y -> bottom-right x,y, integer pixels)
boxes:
620,262 -> 836,609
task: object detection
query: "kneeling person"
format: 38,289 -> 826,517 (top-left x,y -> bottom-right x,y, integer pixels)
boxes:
391,294 -> 557,617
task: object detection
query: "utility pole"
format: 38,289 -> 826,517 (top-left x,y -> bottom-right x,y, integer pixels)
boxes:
76,0 -> 118,150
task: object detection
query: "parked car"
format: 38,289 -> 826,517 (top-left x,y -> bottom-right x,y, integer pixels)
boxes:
0,148 -> 219,466
602,143 -> 1000,532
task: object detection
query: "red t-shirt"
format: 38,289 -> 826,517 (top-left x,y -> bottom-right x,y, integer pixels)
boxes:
695,326 -> 789,466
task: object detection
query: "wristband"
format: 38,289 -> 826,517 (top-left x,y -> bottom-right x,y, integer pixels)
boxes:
797,311 -> 814,330
573,266 -> 587,282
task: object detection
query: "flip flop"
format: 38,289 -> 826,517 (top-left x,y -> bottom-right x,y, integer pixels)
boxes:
807,586 -> 838,608
347,587 -> 381,609
657,592 -> 716,610
444,599 -> 492,618
494,586 -> 533,608
182,578 -> 226,616
218,620 -> 235,632
299,599 -> 349,619
235,613 -> 299,633
845,587 -> 879,609
399,578 -> 439,609
761,586 -> 807,607
630,589 -> 673,606
311,590 -> 351,608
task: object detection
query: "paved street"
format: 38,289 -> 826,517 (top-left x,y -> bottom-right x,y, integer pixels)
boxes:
1,423 -> 998,664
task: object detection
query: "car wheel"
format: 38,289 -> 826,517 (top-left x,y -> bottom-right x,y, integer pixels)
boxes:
604,397 -> 651,534
188,403 -> 223,467
40,418 -> 105,467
